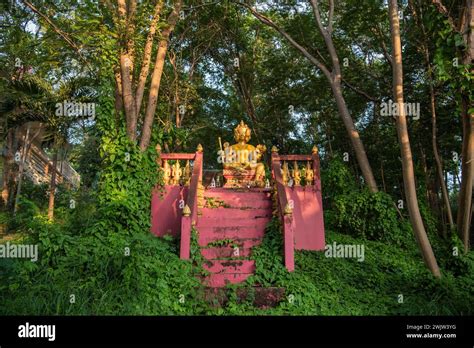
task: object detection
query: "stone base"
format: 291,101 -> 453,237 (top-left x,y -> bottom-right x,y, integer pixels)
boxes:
223,168 -> 259,188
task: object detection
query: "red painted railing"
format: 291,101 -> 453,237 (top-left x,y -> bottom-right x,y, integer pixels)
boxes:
179,149 -> 202,260
157,146 -> 203,260
271,147 -> 321,271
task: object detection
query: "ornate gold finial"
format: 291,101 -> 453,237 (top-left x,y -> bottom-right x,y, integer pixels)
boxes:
271,146 -> 279,153
196,144 -> 203,153
312,145 -> 318,155
284,203 -> 293,216
155,144 -> 162,154
183,205 -> 191,217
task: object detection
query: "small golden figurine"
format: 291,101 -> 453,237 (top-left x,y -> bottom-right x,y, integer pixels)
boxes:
162,159 -> 171,185
305,161 -> 314,186
183,160 -> 191,185
282,161 -> 289,185
292,161 -> 301,186
171,161 -> 182,185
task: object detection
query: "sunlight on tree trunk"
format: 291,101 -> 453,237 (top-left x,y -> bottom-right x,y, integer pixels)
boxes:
388,0 -> 441,277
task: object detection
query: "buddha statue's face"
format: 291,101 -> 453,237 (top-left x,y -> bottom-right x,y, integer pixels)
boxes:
234,121 -> 251,144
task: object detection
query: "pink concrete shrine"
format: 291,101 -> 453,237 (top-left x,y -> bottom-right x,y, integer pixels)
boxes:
151,123 -> 325,287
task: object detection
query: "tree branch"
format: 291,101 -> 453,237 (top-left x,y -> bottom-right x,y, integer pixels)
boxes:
328,0 -> 334,33
21,0 -> 89,66
135,0 -> 164,116
236,2 -> 332,80
309,0 -> 328,36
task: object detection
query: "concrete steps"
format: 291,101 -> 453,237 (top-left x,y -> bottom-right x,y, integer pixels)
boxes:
196,188 -> 272,287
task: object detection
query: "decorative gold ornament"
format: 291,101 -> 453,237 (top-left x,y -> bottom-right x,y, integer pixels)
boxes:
282,161 -> 289,185
305,161 -> 314,186
312,145 -> 318,155
292,161 -> 301,186
196,144 -> 203,153
183,205 -> 191,217
162,159 -> 171,185
284,203 -> 293,216
271,145 -> 279,153
183,160 -> 191,185
171,161 -> 182,185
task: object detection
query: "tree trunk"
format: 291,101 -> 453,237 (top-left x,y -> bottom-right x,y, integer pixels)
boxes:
457,0 -> 474,251
412,0 -> 455,232
429,74 -> 455,231
120,52 -> 137,141
135,0 -> 164,115
458,95 -> 474,251
13,126 -> 30,215
330,82 -> 378,192
388,0 -> 441,277
139,0 -> 182,151
47,150 -> 58,221
1,129 -> 14,208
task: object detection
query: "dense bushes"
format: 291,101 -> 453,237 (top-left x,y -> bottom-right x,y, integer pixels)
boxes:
245,219 -> 474,315
0,129 -> 211,315
331,190 -> 409,244
322,158 -> 410,246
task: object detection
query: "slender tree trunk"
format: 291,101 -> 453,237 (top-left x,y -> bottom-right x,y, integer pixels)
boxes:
457,0 -> 474,251
139,0 -> 182,151
411,0 -> 456,231
135,0 -> 164,115
120,52 -> 137,140
13,126 -> 30,215
47,150 -> 58,221
388,0 -> 441,277
1,129 -> 14,208
331,82 -> 378,192
458,95 -> 474,251
429,75 -> 455,231
381,163 -> 387,192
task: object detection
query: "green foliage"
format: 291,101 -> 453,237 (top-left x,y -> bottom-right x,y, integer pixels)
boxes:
331,190 -> 409,245
8,197 -> 40,233
243,219 -> 474,315
321,157 -> 358,196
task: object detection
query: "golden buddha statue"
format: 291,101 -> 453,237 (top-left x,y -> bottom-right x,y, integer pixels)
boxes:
220,120 -> 267,188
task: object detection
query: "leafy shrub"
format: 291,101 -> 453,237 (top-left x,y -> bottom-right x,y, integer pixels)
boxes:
321,157 -> 357,196
331,190 -> 408,245
8,197 -> 40,233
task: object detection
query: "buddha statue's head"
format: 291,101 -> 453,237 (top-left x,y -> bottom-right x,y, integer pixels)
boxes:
234,120 -> 251,144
